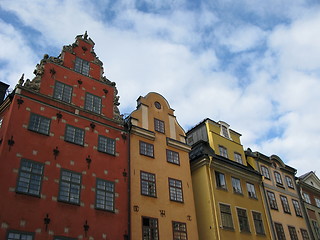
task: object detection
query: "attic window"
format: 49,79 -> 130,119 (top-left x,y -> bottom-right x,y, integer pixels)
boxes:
74,57 -> 90,76
154,101 -> 161,109
219,121 -> 231,139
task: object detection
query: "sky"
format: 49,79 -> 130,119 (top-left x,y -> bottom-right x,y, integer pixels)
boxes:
1,0 -> 320,176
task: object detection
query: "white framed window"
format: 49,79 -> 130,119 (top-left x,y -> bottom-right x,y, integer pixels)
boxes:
232,177 -> 242,194
261,166 -> 270,179
215,171 -> 227,189
285,176 -> 294,189
303,192 -> 311,204
247,182 -> 257,199
274,171 -> 283,185
234,152 -> 243,164
219,145 -> 228,158
219,121 -> 231,139
74,57 -> 90,76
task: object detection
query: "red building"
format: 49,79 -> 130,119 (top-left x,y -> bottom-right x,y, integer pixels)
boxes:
0,32 -> 129,240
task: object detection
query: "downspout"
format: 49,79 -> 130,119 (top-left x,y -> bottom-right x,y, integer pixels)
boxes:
207,156 -> 221,240
126,119 -> 131,240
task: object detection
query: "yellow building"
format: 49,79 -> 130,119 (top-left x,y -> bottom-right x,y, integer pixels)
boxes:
246,150 -> 311,240
128,92 -> 199,240
187,118 -> 272,240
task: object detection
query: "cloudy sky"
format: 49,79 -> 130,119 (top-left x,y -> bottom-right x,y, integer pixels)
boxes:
1,0 -> 320,176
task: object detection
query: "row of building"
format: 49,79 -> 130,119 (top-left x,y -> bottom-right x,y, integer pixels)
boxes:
0,33 -> 319,240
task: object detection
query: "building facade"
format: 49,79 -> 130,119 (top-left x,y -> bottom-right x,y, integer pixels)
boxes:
297,171 -> 320,240
187,119 -> 272,240
128,92 -> 199,240
0,33 -> 129,240
246,150 -> 310,240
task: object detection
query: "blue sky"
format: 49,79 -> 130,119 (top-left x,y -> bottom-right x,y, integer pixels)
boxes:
1,0 -> 320,175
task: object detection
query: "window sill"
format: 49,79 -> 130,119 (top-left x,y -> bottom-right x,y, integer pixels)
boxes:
16,191 -> 41,198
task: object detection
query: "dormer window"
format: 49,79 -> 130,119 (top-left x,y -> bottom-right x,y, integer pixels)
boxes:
74,57 -> 90,76
219,121 -> 231,139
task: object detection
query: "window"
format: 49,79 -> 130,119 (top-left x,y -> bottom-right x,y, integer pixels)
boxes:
246,182 -> 257,199
54,237 -> 76,240
274,171 -> 283,185
234,152 -> 243,164
169,178 -> 183,202
141,171 -> 156,197
140,141 -> 154,157
261,166 -> 270,179
315,198 -> 320,208
7,230 -> 34,240
95,179 -> 114,212
85,93 -> 102,114
58,169 -> 81,204
252,211 -> 265,235
301,229 -> 310,240
219,146 -> 228,158
275,223 -> 286,240
172,222 -> 187,240
167,150 -> 180,165
267,191 -> 278,210
303,192 -> 311,204
98,135 -> 115,155
312,221 -> 320,239
64,125 -> 84,146
53,81 -> 72,103
215,171 -> 226,189
280,195 -> 291,214
288,226 -> 298,240
74,57 -> 90,76
221,125 -> 230,138
285,176 -> 294,189
28,113 -> 51,135
0,118 -> 3,128
142,217 -> 158,240
232,177 -> 242,194
220,203 -> 234,229
237,208 -> 250,233
154,118 -> 165,133
16,159 -> 44,197
292,199 -> 303,217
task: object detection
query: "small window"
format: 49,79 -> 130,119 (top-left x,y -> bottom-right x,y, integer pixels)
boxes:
280,195 -> 291,214
74,57 -> 90,76
215,171 -> 226,189
141,171 -> 156,197
220,123 -> 230,138
64,125 -> 84,146
142,217 -> 159,240
274,223 -> 286,240
7,230 -> 34,240
28,113 -> 51,135
169,178 -> 183,202
312,221 -> 320,239
140,141 -> 154,157
292,199 -> 303,217
58,169 -> 81,205
246,182 -> 257,199
288,226 -> 298,240
16,159 -> 44,197
95,178 -> 115,212
285,176 -> 294,189
172,221 -> 187,240
219,146 -> 228,158
85,93 -> 102,114
261,166 -> 270,179
237,208 -> 250,233
232,177 -> 242,194
234,152 -> 243,164
53,81 -> 73,103
252,211 -> 265,235
274,171 -> 283,185
98,135 -> 115,155
0,118 -> 3,128
301,229 -> 310,240
154,118 -> 165,133
220,203 -> 234,229
166,149 -> 180,165
316,198 -> 320,208
303,192 -> 311,204
267,191 -> 278,210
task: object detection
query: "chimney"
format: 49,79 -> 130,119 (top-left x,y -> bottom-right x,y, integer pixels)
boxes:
0,82 -> 10,104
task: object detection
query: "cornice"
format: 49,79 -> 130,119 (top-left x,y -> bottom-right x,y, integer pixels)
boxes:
130,125 -> 155,141
166,137 -> 191,152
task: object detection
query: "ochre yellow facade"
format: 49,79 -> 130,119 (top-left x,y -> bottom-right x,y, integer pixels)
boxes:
188,119 -> 272,240
129,92 -> 198,240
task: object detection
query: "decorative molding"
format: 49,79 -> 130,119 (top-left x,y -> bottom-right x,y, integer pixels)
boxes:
130,125 -> 155,141
167,137 -> 191,152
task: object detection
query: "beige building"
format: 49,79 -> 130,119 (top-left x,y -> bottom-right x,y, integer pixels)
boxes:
246,150 -> 311,240
128,92 -> 199,240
